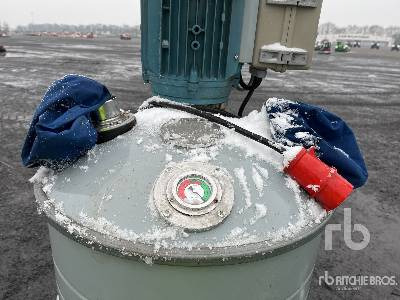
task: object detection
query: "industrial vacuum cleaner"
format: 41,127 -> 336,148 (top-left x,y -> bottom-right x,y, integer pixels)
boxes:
22,0 -> 368,299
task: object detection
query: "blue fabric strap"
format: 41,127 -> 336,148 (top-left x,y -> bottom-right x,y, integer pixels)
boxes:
266,98 -> 368,188
21,75 -> 111,168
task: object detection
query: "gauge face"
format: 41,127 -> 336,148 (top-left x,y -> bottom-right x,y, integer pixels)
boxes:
176,175 -> 213,206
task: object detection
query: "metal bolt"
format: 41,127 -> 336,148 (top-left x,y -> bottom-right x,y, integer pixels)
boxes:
234,54 -> 239,60
164,209 -> 171,218
218,210 -> 225,218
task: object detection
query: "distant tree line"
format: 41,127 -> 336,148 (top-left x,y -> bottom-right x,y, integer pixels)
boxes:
319,22 -> 400,42
0,22 -> 10,34
6,22 -> 400,43
13,23 -> 140,36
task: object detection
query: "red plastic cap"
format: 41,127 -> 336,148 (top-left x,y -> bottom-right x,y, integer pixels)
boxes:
284,147 -> 353,211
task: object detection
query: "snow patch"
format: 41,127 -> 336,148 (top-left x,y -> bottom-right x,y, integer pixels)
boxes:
250,203 -> 267,225
144,143 -> 162,152
294,132 -> 316,146
79,165 -> 89,172
282,146 -> 303,168
254,165 -> 269,181
234,167 -> 252,212
306,184 -> 320,192
262,43 -> 307,53
252,167 -> 264,197
29,167 -> 57,195
221,105 -> 282,169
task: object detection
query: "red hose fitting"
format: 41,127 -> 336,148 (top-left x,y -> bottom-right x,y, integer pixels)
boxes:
284,147 -> 353,211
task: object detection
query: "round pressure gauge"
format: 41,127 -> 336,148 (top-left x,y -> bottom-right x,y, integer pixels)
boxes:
176,174 -> 214,207
152,162 -> 234,231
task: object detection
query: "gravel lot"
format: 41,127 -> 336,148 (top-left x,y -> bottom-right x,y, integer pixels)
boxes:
0,36 -> 399,299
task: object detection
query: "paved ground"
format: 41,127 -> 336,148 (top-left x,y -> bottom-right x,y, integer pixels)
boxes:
0,36 -> 399,299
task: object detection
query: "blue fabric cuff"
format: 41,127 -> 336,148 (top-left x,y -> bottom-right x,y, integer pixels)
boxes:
21,75 -> 111,168
266,98 -> 368,188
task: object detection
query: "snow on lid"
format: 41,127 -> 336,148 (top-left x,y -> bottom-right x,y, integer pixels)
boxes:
165,153 -> 173,162
219,104 -> 283,169
250,203 -> 267,225
30,166 -> 57,196
234,167 -> 252,212
29,166 -> 51,184
262,43 -> 307,53
135,96 -> 195,135
254,164 -> 269,181
252,166 -> 265,197
138,97 -> 284,169
284,177 -> 326,225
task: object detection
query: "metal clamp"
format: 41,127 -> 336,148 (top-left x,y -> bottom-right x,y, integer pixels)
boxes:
92,97 -> 136,143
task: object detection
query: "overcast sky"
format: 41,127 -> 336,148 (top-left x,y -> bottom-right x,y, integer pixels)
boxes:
1,0 -> 399,28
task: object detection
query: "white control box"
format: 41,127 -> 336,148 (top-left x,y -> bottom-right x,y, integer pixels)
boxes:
240,0 -> 323,73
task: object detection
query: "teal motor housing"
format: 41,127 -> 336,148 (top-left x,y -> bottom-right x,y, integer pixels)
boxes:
140,0 -> 244,105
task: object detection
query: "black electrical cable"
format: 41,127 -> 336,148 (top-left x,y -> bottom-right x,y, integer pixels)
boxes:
238,76 -> 262,117
193,106 -> 239,118
147,101 -> 285,154
238,74 -> 263,117
239,73 -> 254,90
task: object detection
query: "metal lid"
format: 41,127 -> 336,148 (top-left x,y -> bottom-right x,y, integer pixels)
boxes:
34,106 -> 329,265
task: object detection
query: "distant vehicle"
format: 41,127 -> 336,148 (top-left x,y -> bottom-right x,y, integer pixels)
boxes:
0,45 -> 6,56
85,32 -> 95,39
314,41 -> 323,51
0,32 -> 10,38
353,41 -> 361,48
318,40 -> 331,54
26,33 -> 42,37
120,33 -> 132,40
335,41 -> 350,53
391,44 -> 400,52
371,42 -> 380,50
